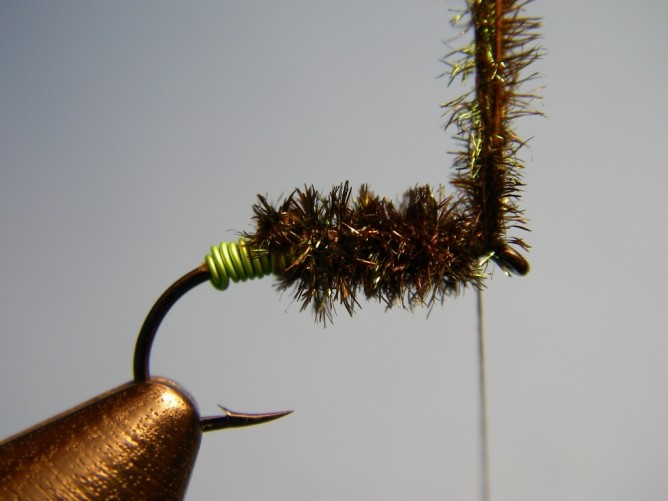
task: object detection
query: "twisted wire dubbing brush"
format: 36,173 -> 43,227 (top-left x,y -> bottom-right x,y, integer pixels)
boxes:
205,0 -> 541,323
443,0 -> 541,255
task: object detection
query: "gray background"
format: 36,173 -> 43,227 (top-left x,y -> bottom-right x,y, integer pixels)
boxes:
1,1 -> 666,499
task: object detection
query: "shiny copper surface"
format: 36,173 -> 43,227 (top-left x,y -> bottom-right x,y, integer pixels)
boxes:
0,378 -> 202,500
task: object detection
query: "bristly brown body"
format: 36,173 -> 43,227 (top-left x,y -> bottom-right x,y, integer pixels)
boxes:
244,0 -> 541,322
246,183 -> 482,323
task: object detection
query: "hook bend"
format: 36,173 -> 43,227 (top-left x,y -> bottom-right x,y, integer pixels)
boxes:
133,264 -> 291,431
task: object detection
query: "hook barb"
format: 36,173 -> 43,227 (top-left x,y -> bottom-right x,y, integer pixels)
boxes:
200,406 -> 293,432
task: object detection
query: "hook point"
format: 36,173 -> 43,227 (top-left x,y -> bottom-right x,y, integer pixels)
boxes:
200,406 -> 293,432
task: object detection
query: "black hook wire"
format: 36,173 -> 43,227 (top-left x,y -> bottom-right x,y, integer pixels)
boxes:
133,265 -> 291,431
134,265 -> 210,382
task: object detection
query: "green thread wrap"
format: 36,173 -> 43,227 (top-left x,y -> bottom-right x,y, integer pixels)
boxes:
205,239 -> 287,291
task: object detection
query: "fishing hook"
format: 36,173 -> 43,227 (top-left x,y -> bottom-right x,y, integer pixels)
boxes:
133,264 -> 292,430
